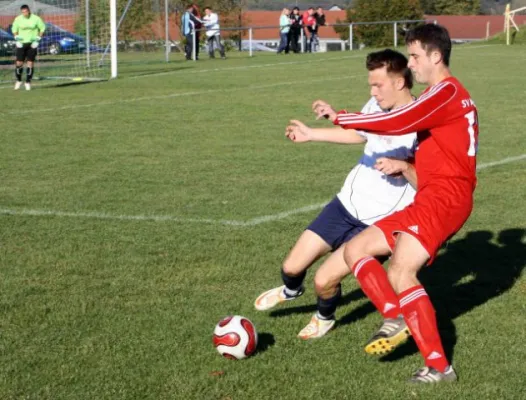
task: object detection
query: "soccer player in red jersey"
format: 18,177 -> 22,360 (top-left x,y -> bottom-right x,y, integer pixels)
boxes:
313,24 -> 479,383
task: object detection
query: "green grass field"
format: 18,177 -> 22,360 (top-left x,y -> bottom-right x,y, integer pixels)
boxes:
1,45 -> 525,399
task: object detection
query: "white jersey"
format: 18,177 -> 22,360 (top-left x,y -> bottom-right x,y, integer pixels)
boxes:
337,97 -> 417,225
203,13 -> 220,37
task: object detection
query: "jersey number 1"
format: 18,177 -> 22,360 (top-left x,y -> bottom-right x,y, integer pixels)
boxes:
465,110 -> 478,156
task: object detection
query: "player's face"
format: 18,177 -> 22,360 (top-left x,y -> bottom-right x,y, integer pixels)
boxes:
368,67 -> 398,110
205,9 -> 211,15
21,8 -> 30,17
407,41 -> 433,84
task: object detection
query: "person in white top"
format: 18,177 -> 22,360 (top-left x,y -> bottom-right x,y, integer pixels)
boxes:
203,6 -> 225,59
254,49 -> 418,340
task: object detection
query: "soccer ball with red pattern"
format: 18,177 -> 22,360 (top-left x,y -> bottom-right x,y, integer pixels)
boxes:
213,315 -> 258,360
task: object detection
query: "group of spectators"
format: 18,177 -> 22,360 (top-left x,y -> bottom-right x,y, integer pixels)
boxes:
278,7 -> 326,54
181,4 -> 327,60
181,3 -> 226,61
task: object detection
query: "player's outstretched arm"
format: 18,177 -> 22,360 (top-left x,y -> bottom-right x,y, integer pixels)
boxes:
334,82 -> 457,135
286,120 -> 366,144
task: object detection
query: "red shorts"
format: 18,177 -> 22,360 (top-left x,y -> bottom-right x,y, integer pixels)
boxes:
374,180 -> 474,264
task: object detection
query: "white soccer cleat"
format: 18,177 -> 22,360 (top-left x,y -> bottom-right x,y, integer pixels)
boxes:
14,81 -> 22,90
254,285 -> 303,311
24,83 -> 31,91
297,314 -> 335,340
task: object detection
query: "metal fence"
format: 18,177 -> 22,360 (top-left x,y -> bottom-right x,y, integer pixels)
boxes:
187,19 -> 432,61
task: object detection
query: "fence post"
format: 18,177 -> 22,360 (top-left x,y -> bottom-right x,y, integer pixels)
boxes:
349,23 -> 353,51
85,0 -> 90,67
300,28 -> 304,53
249,27 -> 253,57
164,0 -> 169,62
394,21 -> 398,47
192,28 -> 196,61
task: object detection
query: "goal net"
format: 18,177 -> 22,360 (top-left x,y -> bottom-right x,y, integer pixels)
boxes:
0,0 -> 170,85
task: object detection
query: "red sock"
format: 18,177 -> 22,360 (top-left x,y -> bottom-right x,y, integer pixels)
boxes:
399,285 -> 449,372
351,256 -> 401,319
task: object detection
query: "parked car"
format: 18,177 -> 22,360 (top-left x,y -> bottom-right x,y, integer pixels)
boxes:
7,22 -> 86,55
0,28 -> 15,56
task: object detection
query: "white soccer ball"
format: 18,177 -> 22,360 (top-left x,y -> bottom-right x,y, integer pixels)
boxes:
213,315 -> 258,360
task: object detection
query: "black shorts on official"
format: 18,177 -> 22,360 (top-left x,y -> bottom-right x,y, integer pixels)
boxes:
307,196 -> 368,251
16,43 -> 37,62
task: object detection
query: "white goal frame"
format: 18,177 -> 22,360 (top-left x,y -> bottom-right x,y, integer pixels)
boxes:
504,3 -> 526,45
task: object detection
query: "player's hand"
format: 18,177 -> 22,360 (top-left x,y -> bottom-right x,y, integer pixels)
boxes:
14,35 -> 23,41
285,119 -> 312,143
31,41 -> 39,49
312,99 -> 337,121
374,157 -> 409,177
33,36 -> 41,42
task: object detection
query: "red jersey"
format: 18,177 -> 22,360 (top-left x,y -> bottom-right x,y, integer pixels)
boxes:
302,12 -> 316,27
335,77 -> 479,190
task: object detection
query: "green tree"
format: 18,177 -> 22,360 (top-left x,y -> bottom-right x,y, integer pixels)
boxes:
432,0 -> 481,15
334,0 -> 424,47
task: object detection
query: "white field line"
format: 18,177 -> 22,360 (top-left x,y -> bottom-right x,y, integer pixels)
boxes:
0,154 -> 524,226
0,43 -> 498,92
1,73 -> 364,115
129,44 -> 498,80
130,54 -> 367,80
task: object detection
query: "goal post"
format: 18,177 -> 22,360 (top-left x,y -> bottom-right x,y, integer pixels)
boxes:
0,0 -> 175,85
505,3 -> 526,45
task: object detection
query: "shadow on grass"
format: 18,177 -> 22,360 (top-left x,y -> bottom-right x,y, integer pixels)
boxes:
268,229 -> 526,364
256,332 -> 275,355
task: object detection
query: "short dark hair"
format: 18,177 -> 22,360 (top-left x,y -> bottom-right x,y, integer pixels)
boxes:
405,23 -> 452,66
293,6 -> 299,11
366,49 -> 413,89
308,7 -> 314,10
186,3 -> 194,10
204,6 -> 211,11
20,4 -> 30,11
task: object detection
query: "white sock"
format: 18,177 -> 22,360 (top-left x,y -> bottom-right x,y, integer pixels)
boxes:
283,286 -> 302,297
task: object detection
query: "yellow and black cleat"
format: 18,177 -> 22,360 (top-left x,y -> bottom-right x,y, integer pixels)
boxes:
364,317 -> 411,356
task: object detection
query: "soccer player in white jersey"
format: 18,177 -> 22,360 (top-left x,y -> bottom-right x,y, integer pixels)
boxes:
254,49 -> 418,342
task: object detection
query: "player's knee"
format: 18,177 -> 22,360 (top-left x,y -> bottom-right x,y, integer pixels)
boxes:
314,271 -> 338,297
343,240 -> 369,269
387,264 -> 417,294
282,258 -> 303,277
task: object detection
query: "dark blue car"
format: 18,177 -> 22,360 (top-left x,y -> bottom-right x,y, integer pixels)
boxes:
0,28 -> 15,56
7,22 -> 86,55
40,23 -> 87,55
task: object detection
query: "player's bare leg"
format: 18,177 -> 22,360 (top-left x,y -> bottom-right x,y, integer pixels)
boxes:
14,60 -> 23,90
254,230 -> 330,311
297,245 -> 348,339
388,233 -> 456,383
344,226 -> 411,355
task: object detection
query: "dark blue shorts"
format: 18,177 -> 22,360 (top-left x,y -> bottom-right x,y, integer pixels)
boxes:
307,197 -> 368,250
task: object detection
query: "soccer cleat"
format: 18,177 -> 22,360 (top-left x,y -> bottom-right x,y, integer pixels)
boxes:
409,366 -> 458,384
14,81 -> 22,90
364,316 -> 411,355
254,285 -> 303,311
24,83 -> 31,91
297,314 -> 335,340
